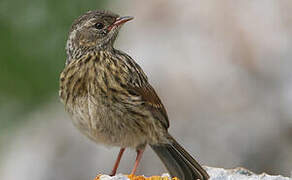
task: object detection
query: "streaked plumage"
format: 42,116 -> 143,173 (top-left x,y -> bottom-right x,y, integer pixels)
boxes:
59,10 -> 209,180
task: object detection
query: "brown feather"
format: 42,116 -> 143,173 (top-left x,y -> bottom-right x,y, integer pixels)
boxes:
131,84 -> 169,129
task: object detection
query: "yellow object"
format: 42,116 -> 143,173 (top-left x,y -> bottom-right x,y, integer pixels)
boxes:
94,174 -> 179,180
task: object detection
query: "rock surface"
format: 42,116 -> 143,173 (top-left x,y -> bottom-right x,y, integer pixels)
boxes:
94,167 -> 291,180
205,167 -> 290,180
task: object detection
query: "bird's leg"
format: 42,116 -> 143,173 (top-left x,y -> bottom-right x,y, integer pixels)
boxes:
110,148 -> 126,176
130,149 -> 144,175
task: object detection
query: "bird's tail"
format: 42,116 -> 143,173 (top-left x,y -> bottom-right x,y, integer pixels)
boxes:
150,134 -> 209,180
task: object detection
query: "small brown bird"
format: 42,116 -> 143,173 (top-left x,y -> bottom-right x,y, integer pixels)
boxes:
59,10 -> 209,180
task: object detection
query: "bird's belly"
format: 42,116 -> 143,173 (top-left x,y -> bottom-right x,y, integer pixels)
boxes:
67,95 -> 150,148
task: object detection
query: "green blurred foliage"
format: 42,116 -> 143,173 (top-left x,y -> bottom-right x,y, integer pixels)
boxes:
0,0 -> 108,129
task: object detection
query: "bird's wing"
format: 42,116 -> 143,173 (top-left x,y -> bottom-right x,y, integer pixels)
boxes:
129,83 -> 169,129
113,49 -> 169,129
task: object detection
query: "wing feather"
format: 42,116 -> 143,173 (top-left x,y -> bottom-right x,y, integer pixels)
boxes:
129,84 -> 169,129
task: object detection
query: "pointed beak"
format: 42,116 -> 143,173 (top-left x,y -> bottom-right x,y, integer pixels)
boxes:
108,16 -> 134,31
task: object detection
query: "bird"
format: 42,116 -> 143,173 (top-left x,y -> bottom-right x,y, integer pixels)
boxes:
59,10 -> 209,180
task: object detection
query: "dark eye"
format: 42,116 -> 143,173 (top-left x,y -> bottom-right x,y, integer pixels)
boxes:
94,22 -> 104,29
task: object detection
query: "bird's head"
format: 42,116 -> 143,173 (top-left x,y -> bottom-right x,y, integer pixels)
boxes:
66,10 -> 133,61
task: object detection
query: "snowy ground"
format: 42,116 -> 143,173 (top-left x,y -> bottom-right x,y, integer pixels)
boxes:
97,167 -> 291,180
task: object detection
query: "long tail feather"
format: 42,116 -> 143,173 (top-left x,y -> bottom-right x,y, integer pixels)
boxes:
150,134 -> 209,180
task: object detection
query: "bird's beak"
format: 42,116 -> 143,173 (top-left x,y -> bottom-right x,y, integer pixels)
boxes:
108,16 -> 134,31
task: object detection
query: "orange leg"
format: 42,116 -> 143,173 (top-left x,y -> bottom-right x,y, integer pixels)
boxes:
110,148 -> 125,176
130,149 -> 144,175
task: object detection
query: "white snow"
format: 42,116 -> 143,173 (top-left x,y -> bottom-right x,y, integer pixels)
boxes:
206,167 -> 291,180
98,167 -> 291,180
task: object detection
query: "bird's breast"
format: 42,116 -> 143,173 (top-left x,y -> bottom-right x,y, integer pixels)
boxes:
59,52 -> 154,148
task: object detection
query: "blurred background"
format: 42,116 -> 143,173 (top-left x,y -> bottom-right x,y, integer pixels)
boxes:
1,0 -> 292,179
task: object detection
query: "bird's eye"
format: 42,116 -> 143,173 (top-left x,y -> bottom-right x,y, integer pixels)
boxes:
94,22 -> 104,29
